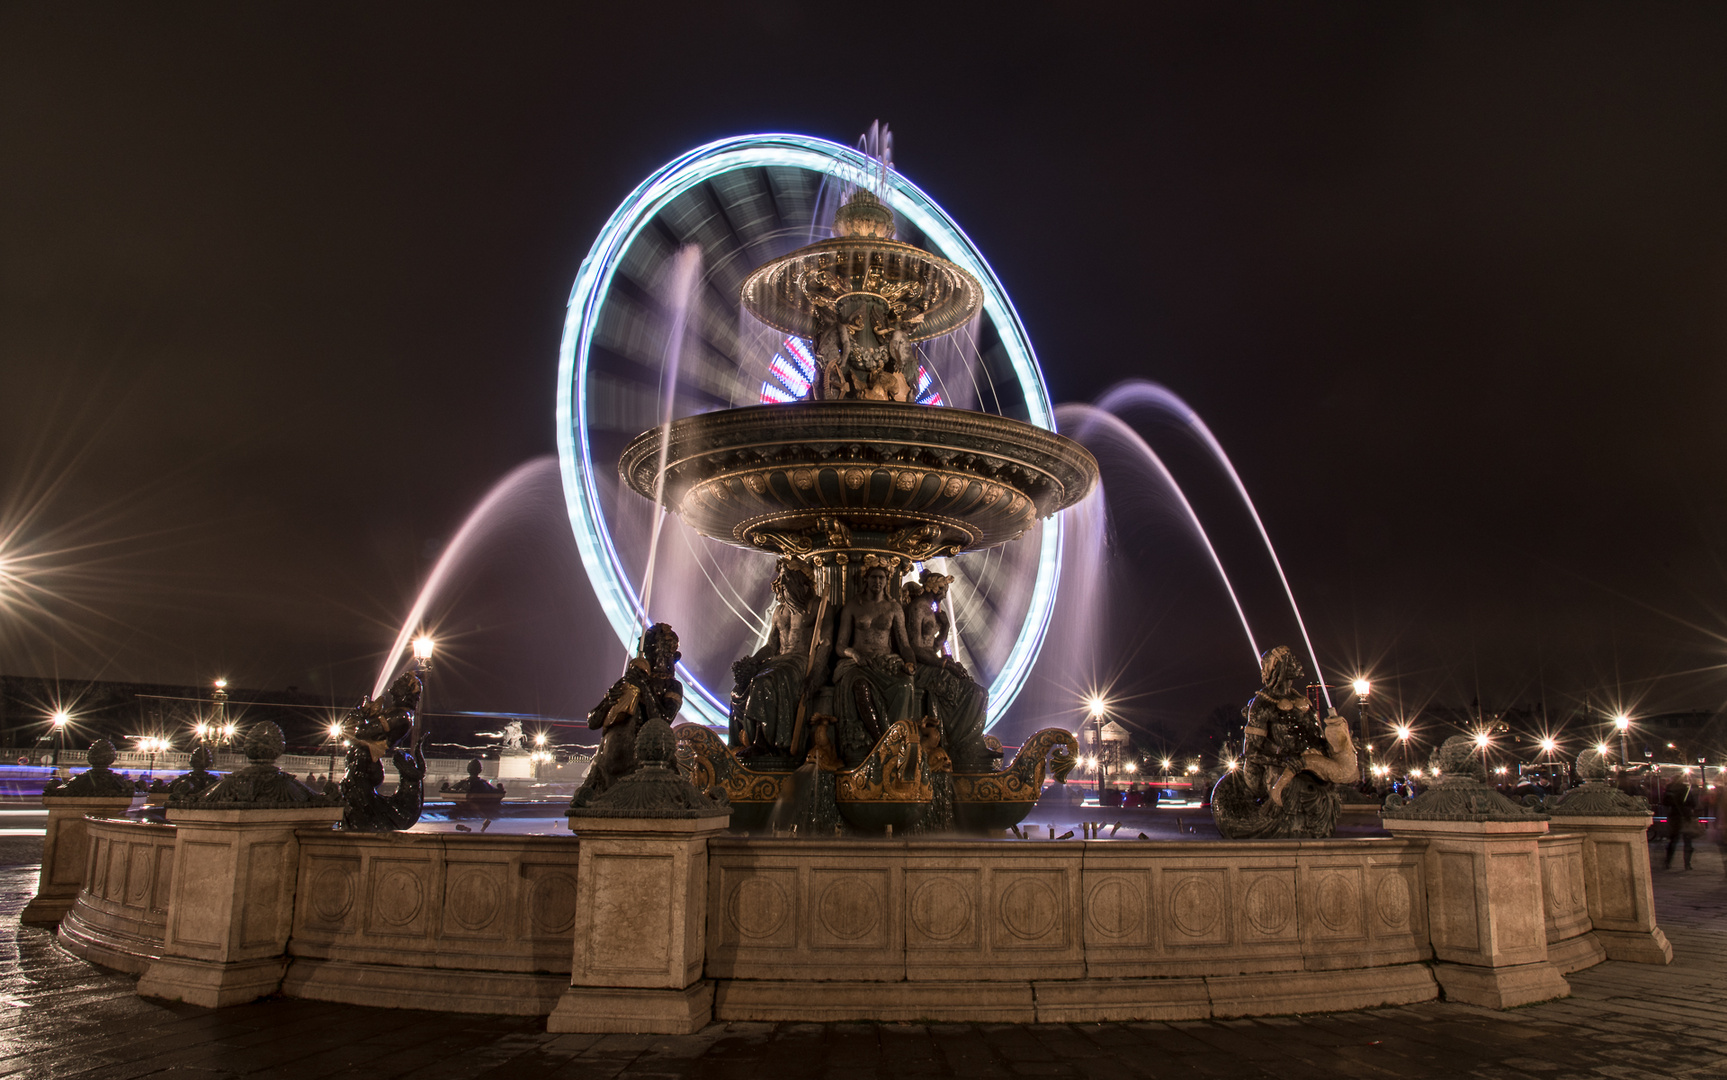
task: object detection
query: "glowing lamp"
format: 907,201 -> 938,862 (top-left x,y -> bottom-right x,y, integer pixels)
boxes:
328,722 -> 344,740
1410,768 -> 1422,778
194,723 -> 207,737
1473,732 -> 1490,749
1613,714 -> 1630,732
1085,695 -> 1106,719
1539,738 -> 1557,754
1160,758 -> 1172,770
214,678 -> 227,689
1125,762 -> 1137,773
1596,742 -> 1610,756
50,711 -> 69,728
535,733 -> 547,747
413,636 -> 435,661
1394,725 -> 1411,741
1352,678 -> 1370,696
222,723 -> 236,737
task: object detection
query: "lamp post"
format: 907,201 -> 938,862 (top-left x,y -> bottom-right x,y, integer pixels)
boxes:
1086,695 -> 1107,803
212,678 -> 228,736
1613,714 -> 1630,775
327,721 -> 344,781
1352,679 -> 1371,782
411,635 -> 435,753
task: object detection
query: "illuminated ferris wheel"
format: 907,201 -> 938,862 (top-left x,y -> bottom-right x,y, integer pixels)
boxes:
555,133 -> 1065,730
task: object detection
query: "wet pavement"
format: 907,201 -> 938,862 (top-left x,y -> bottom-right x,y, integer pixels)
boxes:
0,835 -> 1724,1078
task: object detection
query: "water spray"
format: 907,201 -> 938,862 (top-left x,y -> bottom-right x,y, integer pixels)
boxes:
634,244 -> 703,646
1096,381 -> 1333,710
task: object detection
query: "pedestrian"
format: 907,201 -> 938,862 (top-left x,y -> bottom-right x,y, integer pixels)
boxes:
1664,774 -> 1700,870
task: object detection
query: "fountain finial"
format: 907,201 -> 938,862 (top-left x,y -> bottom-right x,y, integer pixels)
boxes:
833,189 -> 894,240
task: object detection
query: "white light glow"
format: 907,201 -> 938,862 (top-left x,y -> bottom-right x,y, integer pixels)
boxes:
1352,678 -> 1370,696
50,711 -> 69,728
413,636 -> 435,661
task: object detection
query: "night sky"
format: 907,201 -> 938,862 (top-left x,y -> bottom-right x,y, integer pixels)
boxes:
5,4 -> 1727,744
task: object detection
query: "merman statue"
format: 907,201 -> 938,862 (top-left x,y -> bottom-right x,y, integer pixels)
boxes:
1212,646 -> 1357,839
572,623 -> 683,807
336,671 -> 427,831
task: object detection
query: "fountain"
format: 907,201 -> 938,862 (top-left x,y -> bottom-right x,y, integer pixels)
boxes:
32,130 -> 1675,1033
607,182 -> 1097,835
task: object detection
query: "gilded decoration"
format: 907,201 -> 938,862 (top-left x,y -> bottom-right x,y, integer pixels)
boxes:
675,723 -> 791,808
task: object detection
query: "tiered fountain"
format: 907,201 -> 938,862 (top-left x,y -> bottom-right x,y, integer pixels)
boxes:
596,185 -> 1097,834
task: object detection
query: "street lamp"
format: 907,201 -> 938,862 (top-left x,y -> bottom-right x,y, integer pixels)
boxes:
1352,679 -> 1371,782
1085,695 -> 1108,802
411,636 -> 435,753
327,720 -> 345,780
50,710 -> 69,767
1613,714 -> 1630,773
1392,723 -> 1412,775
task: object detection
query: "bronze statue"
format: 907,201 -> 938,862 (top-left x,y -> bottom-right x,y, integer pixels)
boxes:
903,569 -> 990,770
728,559 -> 832,758
572,623 -> 683,807
1212,647 -> 1357,839
831,556 -> 917,765
335,671 -> 427,831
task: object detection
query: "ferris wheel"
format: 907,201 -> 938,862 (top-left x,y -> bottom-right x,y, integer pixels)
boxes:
555,133 -> 1066,731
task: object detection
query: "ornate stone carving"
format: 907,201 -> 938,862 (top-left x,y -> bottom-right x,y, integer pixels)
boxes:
1382,735 -> 1551,822
167,746 -> 217,799
569,718 -> 728,820
48,739 -> 133,798
1548,748 -> 1650,817
178,723 -> 337,810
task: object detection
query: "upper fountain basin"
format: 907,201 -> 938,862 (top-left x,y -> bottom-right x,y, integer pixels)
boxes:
619,402 -> 1099,561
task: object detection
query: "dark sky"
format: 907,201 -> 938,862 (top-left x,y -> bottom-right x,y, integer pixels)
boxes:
5,3 -> 1727,744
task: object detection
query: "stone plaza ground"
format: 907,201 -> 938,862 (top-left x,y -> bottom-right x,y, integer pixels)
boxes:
0,833 -> 1722,1080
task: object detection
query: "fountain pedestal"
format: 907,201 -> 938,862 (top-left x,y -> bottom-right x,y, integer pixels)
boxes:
137,806 -> 342,1007
549,814 -> 730,1034
22,796 -> 135,925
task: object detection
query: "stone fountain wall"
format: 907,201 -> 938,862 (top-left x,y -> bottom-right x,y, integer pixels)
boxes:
44,816 -> 1665,1024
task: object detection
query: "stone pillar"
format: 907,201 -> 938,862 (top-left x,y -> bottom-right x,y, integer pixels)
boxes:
21,797 -> 135,925
1382,735 -> 1568,1009
137,805 -> 342,1007
547,715 -> 731,1035
1546,764 -> 1672,965
1550,814 -> 1670,963
547,814 -> 730,1034
1386,816 -> 1569,1008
